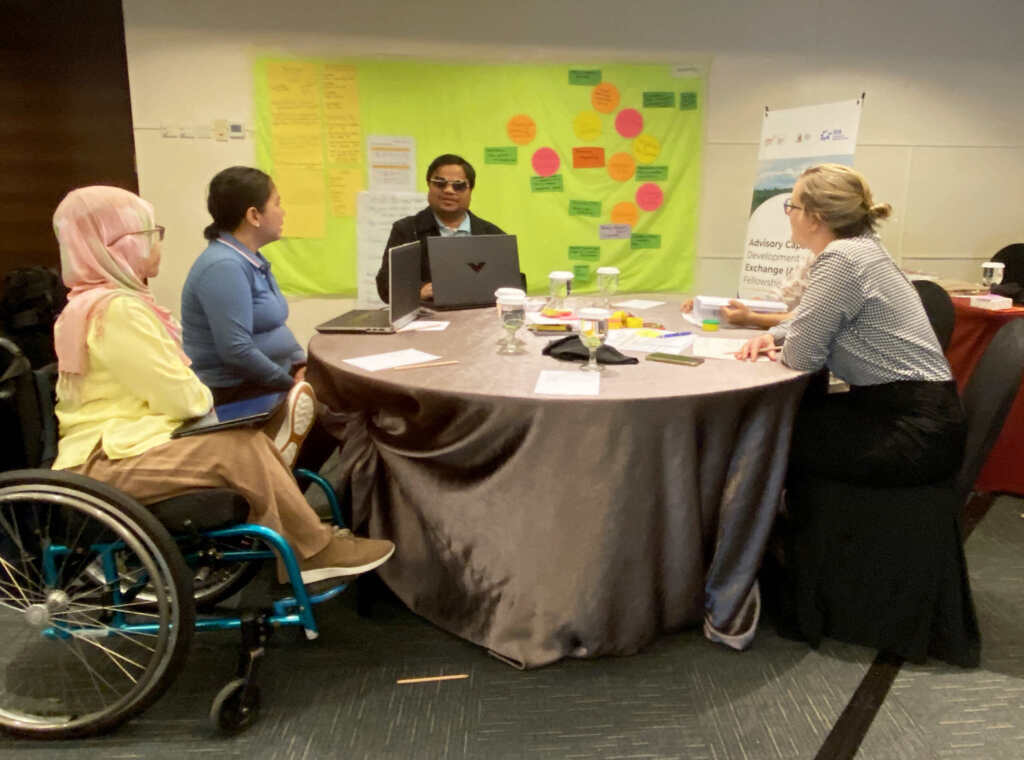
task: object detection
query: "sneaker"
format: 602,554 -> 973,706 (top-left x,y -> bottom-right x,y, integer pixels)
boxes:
294,534 -> 395,585
272,381 -> 316,469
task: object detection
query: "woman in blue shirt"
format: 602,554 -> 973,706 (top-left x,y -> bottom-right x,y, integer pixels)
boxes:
182,166 -> 305,403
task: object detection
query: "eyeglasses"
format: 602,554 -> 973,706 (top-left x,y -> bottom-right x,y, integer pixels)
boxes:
782,199 -> 803,215
120,225 -> 166,242
429,177 -> 470,192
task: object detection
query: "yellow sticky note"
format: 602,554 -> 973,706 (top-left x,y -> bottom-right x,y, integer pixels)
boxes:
327,168 -> 362,217
274,166 -> 326,238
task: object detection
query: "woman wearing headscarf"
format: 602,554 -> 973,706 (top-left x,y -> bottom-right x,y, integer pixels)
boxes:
51,186 -> 393,585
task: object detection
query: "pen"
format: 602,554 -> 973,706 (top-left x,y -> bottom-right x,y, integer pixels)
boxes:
658,331 -> 692,338
391,360 -> 460,371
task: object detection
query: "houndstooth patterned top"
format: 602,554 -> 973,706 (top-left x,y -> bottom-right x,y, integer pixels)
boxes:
769,235 -> 952,386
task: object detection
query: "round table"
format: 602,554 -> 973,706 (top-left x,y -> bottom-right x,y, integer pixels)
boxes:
307,299 -> 808,668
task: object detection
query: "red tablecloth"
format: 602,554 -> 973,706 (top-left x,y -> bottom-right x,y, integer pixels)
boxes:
946,298 -> 1024,495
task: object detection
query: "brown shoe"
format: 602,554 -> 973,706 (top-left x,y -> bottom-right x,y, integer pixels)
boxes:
295,534 -> 395,585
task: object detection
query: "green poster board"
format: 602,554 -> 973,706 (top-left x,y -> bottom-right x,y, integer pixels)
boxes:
253,58 -> 703,296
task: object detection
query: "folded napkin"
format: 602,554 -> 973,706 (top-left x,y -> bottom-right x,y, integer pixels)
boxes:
542,335 -> 639,365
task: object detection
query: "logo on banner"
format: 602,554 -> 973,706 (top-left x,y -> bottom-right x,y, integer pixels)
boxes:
763,134 -> 785,146
820,128 -> 848,142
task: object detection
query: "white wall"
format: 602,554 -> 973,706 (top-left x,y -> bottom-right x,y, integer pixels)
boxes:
122,0 -> 1024,346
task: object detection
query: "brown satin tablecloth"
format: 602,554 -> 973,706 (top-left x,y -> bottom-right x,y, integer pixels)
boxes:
307,299 -> 809,668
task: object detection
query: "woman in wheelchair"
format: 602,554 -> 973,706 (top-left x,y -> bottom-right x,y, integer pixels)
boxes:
50,185 -> 394,586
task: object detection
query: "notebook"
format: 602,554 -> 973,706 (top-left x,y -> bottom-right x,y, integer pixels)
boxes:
315,240 -> 421,333
426,234 -> 522,310
172,391 -> 287,439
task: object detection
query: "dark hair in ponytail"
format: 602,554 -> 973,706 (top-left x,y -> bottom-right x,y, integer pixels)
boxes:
203,166 -> 274,240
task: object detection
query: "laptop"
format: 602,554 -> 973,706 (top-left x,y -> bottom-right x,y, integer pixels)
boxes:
172,391 -> 287,439
426,234 -> 522,310
315,240 -> 421,333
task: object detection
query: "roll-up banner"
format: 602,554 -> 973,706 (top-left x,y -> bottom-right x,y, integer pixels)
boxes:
737,97 -> 863,300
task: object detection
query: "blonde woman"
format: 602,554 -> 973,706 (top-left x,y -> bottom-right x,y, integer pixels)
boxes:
738,164 -> 964,485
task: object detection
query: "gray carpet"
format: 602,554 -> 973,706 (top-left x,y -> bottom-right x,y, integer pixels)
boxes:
2,496 -> 1021,759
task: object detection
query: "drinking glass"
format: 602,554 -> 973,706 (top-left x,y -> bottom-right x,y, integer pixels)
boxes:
544,271 -> 574,315
495,287 -> 526,348
595,266 -> 620,309
497,293 -> 526,354
577,307 -> 610,371
981,261 -> 1005,292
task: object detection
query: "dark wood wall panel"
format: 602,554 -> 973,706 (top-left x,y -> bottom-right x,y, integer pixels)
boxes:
0,0 -> 137,280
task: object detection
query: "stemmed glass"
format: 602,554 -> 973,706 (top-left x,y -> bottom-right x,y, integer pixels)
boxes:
496,293 -> 526,354
495,287 -> 526,349
577,307 -> 611,372
596,266 -> 620,309
981,262 -> 1005,293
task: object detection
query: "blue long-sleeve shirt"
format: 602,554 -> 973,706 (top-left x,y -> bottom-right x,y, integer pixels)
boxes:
181,234 -> 304,390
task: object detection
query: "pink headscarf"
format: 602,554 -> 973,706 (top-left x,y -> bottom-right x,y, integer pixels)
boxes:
52,186 -> 188,378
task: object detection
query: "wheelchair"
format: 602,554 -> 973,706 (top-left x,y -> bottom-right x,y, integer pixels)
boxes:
0,338 -> 353,738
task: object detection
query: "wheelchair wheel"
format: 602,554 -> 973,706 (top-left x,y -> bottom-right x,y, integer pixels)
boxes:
210,678 -> 261,733
0,470 -> 195,739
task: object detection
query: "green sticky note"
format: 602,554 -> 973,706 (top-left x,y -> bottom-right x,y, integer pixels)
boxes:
643,91 -> 675,108
573,264 -> 592,282
630,234 -> 661,249
568,200 -> 601,217
484,146 -> 518,165
679,91 -> 698,110
530,175 -> 564,192
636,165 -> 668,181
568,246 -> 601,262
569,70 -> 602,86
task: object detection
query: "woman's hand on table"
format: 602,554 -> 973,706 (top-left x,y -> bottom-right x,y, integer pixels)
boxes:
680,298 -> 694,313
721,299 -> 752,325
736,333 -> 779,362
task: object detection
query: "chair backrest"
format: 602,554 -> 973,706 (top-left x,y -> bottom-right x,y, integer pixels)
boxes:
956,318 -> 1024,498
913,279 -> 955,350
0,337 -> 59,470
993,243 -> 1024,287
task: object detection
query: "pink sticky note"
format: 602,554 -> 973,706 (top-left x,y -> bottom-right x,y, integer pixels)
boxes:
615,108 -> 643,138
636,182 -> 664,211
531,147 -> 561,177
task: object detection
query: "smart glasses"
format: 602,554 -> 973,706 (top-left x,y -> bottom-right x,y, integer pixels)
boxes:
429,177 -> 470,192
782,199 -> 803,214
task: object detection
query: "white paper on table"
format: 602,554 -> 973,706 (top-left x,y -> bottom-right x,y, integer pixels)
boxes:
691,337 -> 769,361
605,329 -> 694,354
343,348 -> 441,371
533,370 -> 600,396
612,299 -> 665,310
397,320 -> 450,332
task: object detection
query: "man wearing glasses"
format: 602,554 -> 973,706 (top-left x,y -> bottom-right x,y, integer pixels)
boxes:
375,153 -> 504,303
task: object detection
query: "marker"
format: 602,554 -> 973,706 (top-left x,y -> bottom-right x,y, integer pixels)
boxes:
658,331 -> 692,338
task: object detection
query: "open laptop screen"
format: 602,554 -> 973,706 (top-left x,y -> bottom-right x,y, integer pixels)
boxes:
388,240 -> 422,328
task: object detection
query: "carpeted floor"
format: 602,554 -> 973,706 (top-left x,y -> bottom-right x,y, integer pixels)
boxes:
2,495 -> 1021,759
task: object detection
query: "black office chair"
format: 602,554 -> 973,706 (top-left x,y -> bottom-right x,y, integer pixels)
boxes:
913,279 -> 955,351
992,243 -> 1024,286
780,319 -> 1024,667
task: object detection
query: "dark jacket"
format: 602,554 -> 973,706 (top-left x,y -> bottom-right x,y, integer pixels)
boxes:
375,207 -> 504,302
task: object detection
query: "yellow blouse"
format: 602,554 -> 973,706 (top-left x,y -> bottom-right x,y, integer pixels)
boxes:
53,295 -> 213,469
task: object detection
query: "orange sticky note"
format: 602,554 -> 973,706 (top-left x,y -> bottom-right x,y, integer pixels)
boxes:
572,147 -> 606,169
